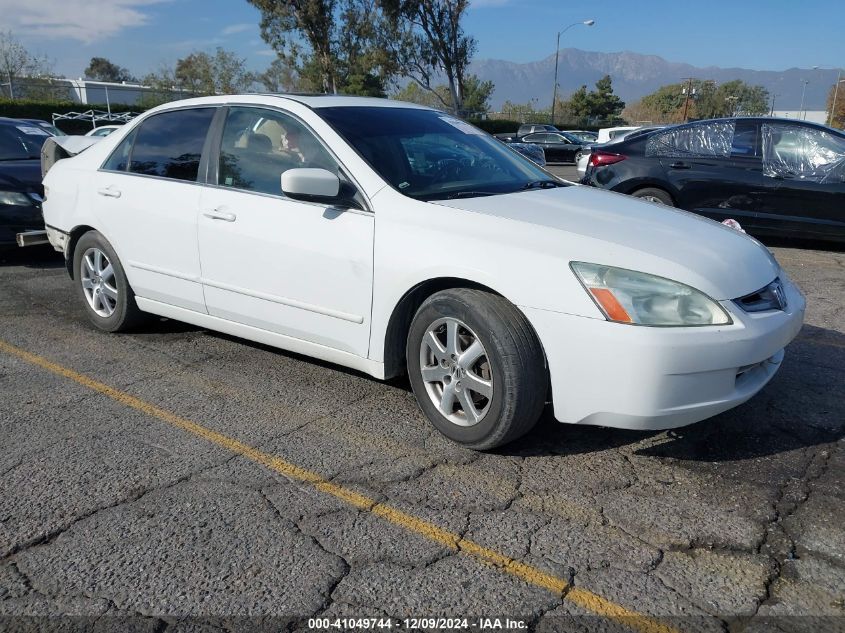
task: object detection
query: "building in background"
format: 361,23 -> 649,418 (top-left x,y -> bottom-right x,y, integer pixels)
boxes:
771,110 -> 828,125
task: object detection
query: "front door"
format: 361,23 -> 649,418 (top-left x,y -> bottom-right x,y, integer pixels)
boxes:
197,106 -> 375,357
756,121 -> 845,240
654,120 -> 765,224
92,107 -> 217,313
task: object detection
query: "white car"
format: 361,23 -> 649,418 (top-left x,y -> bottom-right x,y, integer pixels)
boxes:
576,126 -> 665,177
41,95 -> 805,449
85,125 -> 121,137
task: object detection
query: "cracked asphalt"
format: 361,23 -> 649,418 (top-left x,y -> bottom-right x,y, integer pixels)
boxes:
0,240 -> 843,633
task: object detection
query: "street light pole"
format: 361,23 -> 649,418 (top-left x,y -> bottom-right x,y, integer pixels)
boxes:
799,79 -> 809,121
551,19 -> 595,126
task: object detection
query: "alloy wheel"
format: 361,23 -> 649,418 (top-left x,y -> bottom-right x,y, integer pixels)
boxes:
419,317 -> 493,427
81,247 -> 118,317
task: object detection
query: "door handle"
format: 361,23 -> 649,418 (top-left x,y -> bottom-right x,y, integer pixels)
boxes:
203,209 -> 237,222
97,187 -> 121,198
669,162 -> 690,170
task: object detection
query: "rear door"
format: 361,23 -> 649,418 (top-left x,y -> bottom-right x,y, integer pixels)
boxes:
649,120 -> 763,222
755,121 -> 845,240
92,107 -> 217,312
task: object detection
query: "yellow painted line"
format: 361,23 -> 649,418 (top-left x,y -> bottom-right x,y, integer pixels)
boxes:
0,338 -> 680,633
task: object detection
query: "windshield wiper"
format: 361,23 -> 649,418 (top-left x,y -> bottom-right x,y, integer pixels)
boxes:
521,179 -> 564,190
441,190 -> 500,200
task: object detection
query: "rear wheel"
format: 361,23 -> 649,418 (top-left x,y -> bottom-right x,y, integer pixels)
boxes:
632,187 -> 673,206
73,231 -> 145,332
406,289 -> 547,450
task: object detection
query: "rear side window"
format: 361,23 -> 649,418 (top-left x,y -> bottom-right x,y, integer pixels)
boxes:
127,108 -> 215,182
646,121 -> 735,159
102,129 -> 137,172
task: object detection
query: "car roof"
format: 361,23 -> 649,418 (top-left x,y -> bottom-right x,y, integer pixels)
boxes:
155,94 -> 433,111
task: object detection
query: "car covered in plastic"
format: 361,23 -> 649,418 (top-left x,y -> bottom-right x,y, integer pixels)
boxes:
582,117 -> 845,243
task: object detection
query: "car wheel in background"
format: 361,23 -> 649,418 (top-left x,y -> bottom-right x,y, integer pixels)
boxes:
73,230 -> 145,332
632,187 -> 674,206
406,289 -> 547,450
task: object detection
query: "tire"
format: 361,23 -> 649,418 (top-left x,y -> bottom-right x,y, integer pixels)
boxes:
73,230 -> 145,332
631,187 -> 674,206
406,289 -> 547,450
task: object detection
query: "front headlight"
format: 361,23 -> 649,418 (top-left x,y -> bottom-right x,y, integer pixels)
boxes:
0,191 -> 36,206
571,262 -> 732,326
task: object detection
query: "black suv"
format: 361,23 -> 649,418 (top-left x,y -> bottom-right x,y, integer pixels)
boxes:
583,117 -> 845,243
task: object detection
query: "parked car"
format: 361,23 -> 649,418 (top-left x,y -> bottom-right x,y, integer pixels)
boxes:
519,131 -> 585,163
501,139 -> 546,166
86,125 -> 122,137
0,118 -> 49,248
17,119 -> 65,137
517,123 -> 559,136
563,130 -> 598,143
583,117 -> 845,242
576,126 -> 666,177
596,126 -> 642,144
42,96 -> 804,449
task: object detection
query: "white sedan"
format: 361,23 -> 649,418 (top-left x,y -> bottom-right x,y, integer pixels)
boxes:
42,95 -> 805,449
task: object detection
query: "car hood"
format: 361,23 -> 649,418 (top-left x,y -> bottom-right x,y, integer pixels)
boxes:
0,159 -> 42,193
432,185 -> 780,300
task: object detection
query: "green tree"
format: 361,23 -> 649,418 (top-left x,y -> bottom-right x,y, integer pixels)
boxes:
85,57 -> 133,83
588,75 -> 625,119
247,0 -> 393,96
258,57 -> 304,93
174,48 -> 253,95
381,0 -> 476,114
393,74 -> 492,114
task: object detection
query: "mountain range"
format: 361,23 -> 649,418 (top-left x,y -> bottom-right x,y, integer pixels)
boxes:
470,49 -> 839,112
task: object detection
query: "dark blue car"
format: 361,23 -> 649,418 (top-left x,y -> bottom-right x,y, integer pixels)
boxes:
0,117 -> 51,247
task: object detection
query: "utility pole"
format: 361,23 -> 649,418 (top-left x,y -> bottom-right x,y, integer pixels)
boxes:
681,78 -> 694,121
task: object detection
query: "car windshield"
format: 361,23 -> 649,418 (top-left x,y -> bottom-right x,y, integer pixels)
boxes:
317,106 -> 561,201
0,124 -> 49,160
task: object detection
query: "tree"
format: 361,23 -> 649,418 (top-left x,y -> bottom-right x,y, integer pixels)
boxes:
381,0 -> 475,114
0,31 -> 51,99
174,48 -> 254,95
258,57 -> 304,93
85,57 -> 133,83
827,82 -> 845,129
393,73 -> 492,114
247,0 -> 393,97
556,76 -> 625,124
627,79 -> 769,123
588,75 -> 625,119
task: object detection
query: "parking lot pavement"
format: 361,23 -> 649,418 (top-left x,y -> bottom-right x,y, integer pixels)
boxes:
0,244 -> 843,632
545,164 -> 580,182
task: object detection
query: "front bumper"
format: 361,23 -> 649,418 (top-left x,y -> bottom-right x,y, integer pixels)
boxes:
522,274 -> 805,430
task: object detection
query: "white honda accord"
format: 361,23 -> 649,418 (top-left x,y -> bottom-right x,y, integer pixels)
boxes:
41,95 -> 805,449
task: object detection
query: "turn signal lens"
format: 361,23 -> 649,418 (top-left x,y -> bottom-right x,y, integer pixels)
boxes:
589,288 -> 633,323
571,262 -> 732,327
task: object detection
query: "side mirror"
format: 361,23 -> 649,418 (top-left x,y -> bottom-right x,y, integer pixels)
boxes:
281,168 -> 340,201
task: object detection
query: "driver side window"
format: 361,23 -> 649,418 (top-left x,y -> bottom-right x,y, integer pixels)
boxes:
217,107 -> 339,196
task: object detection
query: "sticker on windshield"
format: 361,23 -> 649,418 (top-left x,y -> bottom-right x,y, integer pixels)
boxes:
438,116 -> 484,136
16,126 -> 50,137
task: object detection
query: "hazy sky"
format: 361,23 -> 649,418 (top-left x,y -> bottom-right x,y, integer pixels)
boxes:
1,0 -> 843,78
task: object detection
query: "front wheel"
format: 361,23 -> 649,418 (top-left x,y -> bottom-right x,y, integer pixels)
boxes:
73,230 -> 145,332
406,289 -> 547,450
